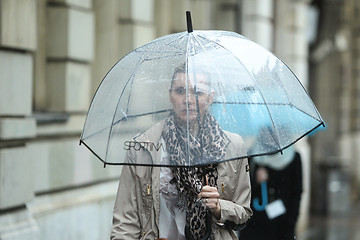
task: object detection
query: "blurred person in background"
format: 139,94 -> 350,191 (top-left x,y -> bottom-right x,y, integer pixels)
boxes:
240,145 -> 303,240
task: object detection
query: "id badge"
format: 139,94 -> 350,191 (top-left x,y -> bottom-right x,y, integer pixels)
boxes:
265,199 -> 286,219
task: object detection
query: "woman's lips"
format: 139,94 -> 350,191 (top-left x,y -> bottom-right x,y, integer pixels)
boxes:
181,109 -> 196,113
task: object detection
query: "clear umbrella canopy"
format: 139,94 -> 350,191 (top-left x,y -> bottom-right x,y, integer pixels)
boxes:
80,29 -> 324,167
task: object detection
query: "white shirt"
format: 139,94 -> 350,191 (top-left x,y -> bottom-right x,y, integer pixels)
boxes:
159,139 -> 186,240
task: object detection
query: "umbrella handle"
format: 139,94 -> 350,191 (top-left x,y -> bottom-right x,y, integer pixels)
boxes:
253,181 -> 268,211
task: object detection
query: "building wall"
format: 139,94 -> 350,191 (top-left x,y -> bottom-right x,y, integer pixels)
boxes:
309,0 -> 360,216
0,0 -> 314,238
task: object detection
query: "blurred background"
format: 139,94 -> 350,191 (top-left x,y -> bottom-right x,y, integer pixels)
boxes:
0,0 -> 359,239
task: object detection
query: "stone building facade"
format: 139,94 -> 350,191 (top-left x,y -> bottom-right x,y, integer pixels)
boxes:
309,0 -> 360,216
0,0 -> 324,239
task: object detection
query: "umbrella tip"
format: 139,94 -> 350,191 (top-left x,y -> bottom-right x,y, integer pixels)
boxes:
186,11 -> 193,33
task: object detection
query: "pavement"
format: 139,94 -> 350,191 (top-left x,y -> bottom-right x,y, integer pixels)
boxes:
297,200 -> 360,240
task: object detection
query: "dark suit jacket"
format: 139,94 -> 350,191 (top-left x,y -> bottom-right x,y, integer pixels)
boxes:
240,152 -> 303,240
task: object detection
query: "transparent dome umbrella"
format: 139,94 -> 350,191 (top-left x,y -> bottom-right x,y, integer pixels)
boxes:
80,12 -> 325,167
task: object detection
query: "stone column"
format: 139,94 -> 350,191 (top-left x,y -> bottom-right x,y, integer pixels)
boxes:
340,0 -> 360,197
274,0 -> 309,86
353,0 -> 360,186
156,0 -> 213,34
93,0 -> 155,93
274,0 -> 312,235
0,0 -> 39,239
212,0 -> 241,32
118,0 -> 155,50
352,0 -> 360,132
154,0 -> 173,37
241,0 -> 274,50
46,0 -> 94,113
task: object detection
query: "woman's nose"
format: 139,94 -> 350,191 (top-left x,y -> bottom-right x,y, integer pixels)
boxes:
186,91 -> 196,104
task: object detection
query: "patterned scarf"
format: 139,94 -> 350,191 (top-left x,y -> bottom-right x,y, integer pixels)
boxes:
162,111 -> 229,239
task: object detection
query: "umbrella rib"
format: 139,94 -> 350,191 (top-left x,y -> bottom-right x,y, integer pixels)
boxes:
79,139 -> 106,163
80,109 -> 171,143
192,33 -> 207,53
81,41 -> 174,143
248,121 -> 325,159
82,121 -> 324,167
133,32 -> 185,53
104,33 -> 188,162
112,109 -> 172,125
141,52 -> 185,61
83,34 -> 183,137
80,51 -> 131,142
123,36 -> 187,117
80,126 -> 110,143
196,34 -> 284,149
212,101 -> 320,120
85,33 -> 188,162
275,58 -> 324,123
138,34 -> 187,58
140,34 -> 188,61
264,70 -> 306,147
188,33 -> 207,154
104,52 -> 156,163
185,33 -> 192,166
82,30 -> 325,167
289,104 -> 323,122
211,101 -> 323,124
212,101 -> 288,105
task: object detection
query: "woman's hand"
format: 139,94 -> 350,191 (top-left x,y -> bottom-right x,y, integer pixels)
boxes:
198,176 -> 221,219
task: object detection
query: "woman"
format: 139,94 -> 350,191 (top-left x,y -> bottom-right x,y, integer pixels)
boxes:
111,65 -> 252,240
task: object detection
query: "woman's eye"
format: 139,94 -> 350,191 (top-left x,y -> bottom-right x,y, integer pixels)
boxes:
195,89 -> 206,95
175,87 -> 185,94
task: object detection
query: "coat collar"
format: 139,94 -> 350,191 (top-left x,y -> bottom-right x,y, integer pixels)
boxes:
133,120 -> 165,143
133,120 -> 166,166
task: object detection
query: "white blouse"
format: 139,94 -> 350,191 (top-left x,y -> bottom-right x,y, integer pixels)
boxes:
159,139 -> 186,240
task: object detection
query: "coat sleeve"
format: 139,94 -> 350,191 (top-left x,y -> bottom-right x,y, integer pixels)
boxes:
111,153 -> 141,240
216,157 -> 252,226
213,132 -> 253,227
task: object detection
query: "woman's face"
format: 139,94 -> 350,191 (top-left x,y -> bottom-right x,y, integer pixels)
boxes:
169,72 -> 214,125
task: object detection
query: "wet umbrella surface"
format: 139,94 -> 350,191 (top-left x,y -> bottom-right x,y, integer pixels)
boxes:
80,12 -> 324,167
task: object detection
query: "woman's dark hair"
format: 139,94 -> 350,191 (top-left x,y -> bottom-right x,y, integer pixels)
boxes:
171,63 -> 187,89
170,62 -> 212,90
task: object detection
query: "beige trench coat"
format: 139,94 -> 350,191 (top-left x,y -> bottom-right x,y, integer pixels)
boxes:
111,120 -> 253,240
